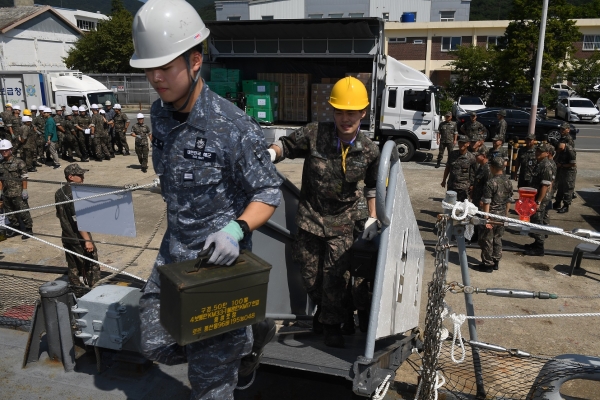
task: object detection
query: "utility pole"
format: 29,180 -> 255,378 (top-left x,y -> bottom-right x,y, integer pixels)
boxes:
528,0 -> 549,136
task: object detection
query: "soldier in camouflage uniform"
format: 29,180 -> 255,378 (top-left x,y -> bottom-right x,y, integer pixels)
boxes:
131,113 -> 152,172
553,142 -> 576,214
61,109 -> 79,161
0,103 -> 13,141
55,164 -> 100,297
559,122 -> 575,147
75,106 -> 93,159
488,135 -> 508,165
478,157 -> 513,272
471,147 -> 492,209
18,116 -> 37,172
33,106 -> 46,164
90,105 -> 111,161
523,143 -> 554,256
112,104 -> 130,155
70,106 -> 89,162
545,146 -> 557,225
53,107 -> 66,159
104,101 -> 117,156
460,111 -> 486,142
494,109 -> 508,142
441,135 -> 476,202
0,139 -> 33,239
512,133 -> 537,188
8,105 -> 22,156
131,1 -> 283,396
436,111 -> 457,168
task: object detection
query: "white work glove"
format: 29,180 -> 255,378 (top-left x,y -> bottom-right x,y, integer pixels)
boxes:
22,190 -> 28,200
362,217 -> 379,240
203,220 -> 244,265
91,134 -> 95,139
84,128 -> 91,134
267,148 -> 276,162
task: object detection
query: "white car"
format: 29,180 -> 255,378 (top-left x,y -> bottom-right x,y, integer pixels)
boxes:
551,83 -> 577,96
556,97 -> 600,123
452,96 -> 486,118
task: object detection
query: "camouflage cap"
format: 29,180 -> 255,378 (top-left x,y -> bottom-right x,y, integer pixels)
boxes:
445,111 -> 452,117
525,133 -> 536,140
474,146 -> 487,156
491,135 -> 504,141
64,163 -> 89,178
497,109 -> 507,116
490,157 -> 505,169
536,143 -> 552,153
457,135 -> 470,143
560,122 -> 570,130
470,111 -> 477,117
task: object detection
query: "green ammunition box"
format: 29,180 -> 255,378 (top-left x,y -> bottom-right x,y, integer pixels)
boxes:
246,94 -> 274,109
210,68 -> 228,82
158,251 -> 272,346
227,69 -> 241,83
242,80 -> 279,97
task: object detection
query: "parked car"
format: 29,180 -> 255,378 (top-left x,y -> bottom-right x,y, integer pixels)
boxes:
456,108 -> 578,142
551,83 -> 577,96
555,97 -> 600,123
452,96 -> 486,118
510,93 -> 547,118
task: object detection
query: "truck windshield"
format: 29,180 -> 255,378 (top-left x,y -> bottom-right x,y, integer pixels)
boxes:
87,92 -> 118,106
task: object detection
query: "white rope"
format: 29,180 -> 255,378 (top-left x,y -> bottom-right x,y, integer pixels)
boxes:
0,223 -> 146,282
442,200 -> 600,247
464,312 -> 600,320
2,179 -> 159,217
372,373 -> 392,400
448,313 -> 466,363
235,370 -> 256,390
433,371 -> 446,400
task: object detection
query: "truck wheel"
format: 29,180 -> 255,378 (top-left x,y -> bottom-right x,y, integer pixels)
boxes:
394,138 -> 415,162
547,129 -> 560,142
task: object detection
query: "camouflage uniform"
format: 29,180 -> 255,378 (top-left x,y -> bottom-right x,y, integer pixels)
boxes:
515,146 -> 537,188
472,163 -> 492,208
7,113 -> 22,155
132,122 -> 151,169
19,124 -> 37,170
53,113 -> 65,156
277,122 -> 380,322
62,117 -> 79,160
437,120 -> 457,162
446,149 -> 476,201
0,156 -> 32,230
554,144 -> 576,207
529,157 -> 554,248
0,110 -> 12,141
75,113 -> 93,158
460,120 -> 485,141
104,108 -> 116,155
488,146 -> 508,163
140,83 -> 282,399
55,184 -> 100,297
113,112 -> 130,154
90,113 -> 111,160
33,114 -> 46,162
479,174 -> 513,266
559,133 -> 575,148
494,119 -> 507,142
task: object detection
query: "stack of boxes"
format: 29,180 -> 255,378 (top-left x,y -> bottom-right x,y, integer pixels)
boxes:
207,68 -> 241,98
345,72 -> 372,120
257,73 -> 283,118
243,80 -> 279,124
311,81 -> 335,123
282,73 -> 311,122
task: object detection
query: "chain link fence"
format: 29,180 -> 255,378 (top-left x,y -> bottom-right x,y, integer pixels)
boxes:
87,74 -> 159,108
0,273 -> 49,329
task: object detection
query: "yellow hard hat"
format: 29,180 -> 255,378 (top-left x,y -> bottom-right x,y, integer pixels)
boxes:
328,77 -> 369,110
23,109 -> 32,116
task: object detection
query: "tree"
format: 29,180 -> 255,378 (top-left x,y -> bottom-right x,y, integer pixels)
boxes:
568,52 -> 600,99
445,45 -> 497,100
63,8 -> 137,73
111,0 -> 126,14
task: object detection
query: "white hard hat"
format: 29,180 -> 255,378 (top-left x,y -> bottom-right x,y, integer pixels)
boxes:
64,108 -> 73,116
30,105 -> 38,111
114,104 -> 122,110
130,0 -> 210,69
0,139 -> 13,150
13,105 -> 21,110
43,107 -> 52,113
21,116 -> 32,122
72,105 -> 79,111
78,106 -> 87,112
105,100 -> 112,106
100,109 -> 106,114
91,104 -> 99,110
136,113 -> 144,119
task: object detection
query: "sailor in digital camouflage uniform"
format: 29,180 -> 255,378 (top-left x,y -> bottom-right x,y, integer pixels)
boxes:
0,139 -> 33,239
553,142 -> 576,214
494,109 -> 508,142
131,113 -> 152,172
55,164 -> 100,297
90,104 -> 111,161
512,133 -> 537,188
460,111 -> 486,142
130,1 -> 282,398
270,77 -> 380,348
523,143 -> 554,256
478,157 -> 513,272
558,122 -> 575,148
435,111 -> 457,168
441,135 -> 476,202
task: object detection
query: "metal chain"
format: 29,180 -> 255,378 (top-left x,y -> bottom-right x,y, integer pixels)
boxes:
418,215 -> 451,400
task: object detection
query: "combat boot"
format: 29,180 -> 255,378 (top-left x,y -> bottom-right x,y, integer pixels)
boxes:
312,305 -> 323,334
141,167 -> 147,173
27,167 -> 37,172
341,311 -> 355,335
5,228 -> 17,238
557,205 -> 569,214
524,245 -> 544,257
323,324 -> 344,348
21,229 -> 33,240
435,160 -> 441,168
238,318 -> 276,377
553,201 -> 561,210
493,260 -> 499,270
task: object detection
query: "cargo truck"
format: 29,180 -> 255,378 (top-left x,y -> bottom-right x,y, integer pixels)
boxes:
205,17 -> 440,162
0,70 -> 118,112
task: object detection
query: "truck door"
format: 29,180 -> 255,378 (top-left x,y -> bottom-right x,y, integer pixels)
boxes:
380,87 -> 400,130
400,89 -> 435,148
0,75 -> 27,110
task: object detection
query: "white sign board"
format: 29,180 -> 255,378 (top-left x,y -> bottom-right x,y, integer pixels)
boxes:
72,185 -> 137,237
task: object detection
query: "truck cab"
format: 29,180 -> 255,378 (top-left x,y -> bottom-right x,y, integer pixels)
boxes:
50,72 -> 118,111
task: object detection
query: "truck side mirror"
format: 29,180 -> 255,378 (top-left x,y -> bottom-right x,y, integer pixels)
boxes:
425,104 -> 431,113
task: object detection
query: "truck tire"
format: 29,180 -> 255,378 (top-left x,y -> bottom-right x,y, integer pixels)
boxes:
393,138 -> 415,162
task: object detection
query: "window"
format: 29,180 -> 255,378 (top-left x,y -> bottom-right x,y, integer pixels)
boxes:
262,15 -> 274,20
387,88 -> 397,108
382,12 -> 389,21
413,39 -> 423,45
403,90 -> 428,112
389,37 -> 407,43
227,16 -> 241,20
487,36 -> 500,48
441,37 -> 461,51
67,96 -> 86,108
76,19 -> 96,31
511,110 -> 530,120
329,13 -> 343,18
349,13 -> 364,18
308,14 -> 323,19
583,35 -> 600,51
440,11 -> 455,22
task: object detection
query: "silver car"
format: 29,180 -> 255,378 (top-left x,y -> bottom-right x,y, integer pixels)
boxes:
556,97 -> 600,123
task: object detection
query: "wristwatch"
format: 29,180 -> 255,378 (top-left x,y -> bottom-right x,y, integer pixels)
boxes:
234,219 -> 251,237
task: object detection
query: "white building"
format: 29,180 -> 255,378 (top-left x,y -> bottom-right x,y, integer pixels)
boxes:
0,4 -> 83,71
53,7 -> 109,32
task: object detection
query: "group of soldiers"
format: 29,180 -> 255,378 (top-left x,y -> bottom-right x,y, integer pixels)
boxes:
0,101 -> 152,173
438,109 -> 577,270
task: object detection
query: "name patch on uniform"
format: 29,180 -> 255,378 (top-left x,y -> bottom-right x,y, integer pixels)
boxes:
184,149 -> 215,161
195,137 -> 207,150
183,172 -> 194,182
152,137 -> 164,150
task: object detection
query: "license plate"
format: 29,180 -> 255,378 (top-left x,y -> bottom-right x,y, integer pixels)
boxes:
582,116 -> 592,120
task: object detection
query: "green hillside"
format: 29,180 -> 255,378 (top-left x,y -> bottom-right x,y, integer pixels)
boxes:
470,0 -> 600,20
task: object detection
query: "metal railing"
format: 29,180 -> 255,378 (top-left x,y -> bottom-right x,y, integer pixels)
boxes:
87,73 -> 158,107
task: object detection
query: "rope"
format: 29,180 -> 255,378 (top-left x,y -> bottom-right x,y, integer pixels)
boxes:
31,232 -> 161,251
372,374 -> 393,400
235,370 -> 256,390
442,200 -> 600,247
464,312 -> 600,320
92,207 -> 166,288
448,313 -> 466,364
1,179 -> 159,217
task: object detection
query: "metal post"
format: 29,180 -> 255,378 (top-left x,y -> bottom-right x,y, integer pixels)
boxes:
39,281 -> 75,371
527,0 -> 549,136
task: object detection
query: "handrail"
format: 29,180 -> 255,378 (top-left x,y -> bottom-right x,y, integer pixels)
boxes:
375,140 -> 399,226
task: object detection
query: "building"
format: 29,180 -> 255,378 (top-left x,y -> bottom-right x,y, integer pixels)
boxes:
0,3 -> 83,71
53,7 -> 109,32
215,0 -> 470,22
385,18 -> 600,86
